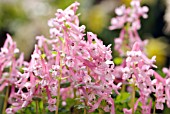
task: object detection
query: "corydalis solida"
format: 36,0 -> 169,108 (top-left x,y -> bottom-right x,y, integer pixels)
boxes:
1,2 -> 120,114
0,1 -> 169,114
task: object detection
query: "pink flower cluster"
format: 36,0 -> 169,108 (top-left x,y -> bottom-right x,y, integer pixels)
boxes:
109,0 -> 148,56
0,35 -> 30,113
111,41 -> 168,114
1,1 -> 170,114
121,42 -> 156,113
0,2 -> 121,114
108,1 -> 170,113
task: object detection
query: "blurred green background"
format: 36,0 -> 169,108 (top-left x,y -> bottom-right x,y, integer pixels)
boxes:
0,0 -> 170,113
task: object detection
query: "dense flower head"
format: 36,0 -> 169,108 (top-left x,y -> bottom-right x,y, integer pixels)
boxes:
45,1 -> 121,112
120,42 -> 170,113
163,67 -> 170,108
41,2 -> 122,113
121,42 -> 157,113
0,34 -> 23,92
109,0 -> 148,31
122,42 -> 156,94
3,2 -> 122,114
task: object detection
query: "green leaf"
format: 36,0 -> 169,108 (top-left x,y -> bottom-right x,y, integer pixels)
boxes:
74,104 -> 89,110
75,97 -> 85,101
39,101 -> 43,111
75,83 -> 85,88
156,69 -> 166,78
60,82 -> 71,88
115,92 -> 130,103
32,97 -> 41,101
3,67 -> 10,72
17,66 -> 24,74
0,94 -> 5,98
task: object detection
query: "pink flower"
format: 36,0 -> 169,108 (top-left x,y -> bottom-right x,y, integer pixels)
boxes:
109,0 -> 148,56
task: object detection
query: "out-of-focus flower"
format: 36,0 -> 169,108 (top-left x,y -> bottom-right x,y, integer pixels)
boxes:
109,0 -> 149,56
80,0 -> 118,34
145,38 -> 169,67
164,0 -> 170,34
121,0 -> 132,6
121,0 -> 155,5
86,6 -> 108,34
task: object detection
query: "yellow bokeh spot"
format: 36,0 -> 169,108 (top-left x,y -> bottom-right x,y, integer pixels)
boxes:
145,38 -> 168,67
121,0 -> 132,6
81,6 -> 108,34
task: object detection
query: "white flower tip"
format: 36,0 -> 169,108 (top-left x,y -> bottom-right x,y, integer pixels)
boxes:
152,79 -> 157,85
117,82 -> 122,88
14,48 -> 19,53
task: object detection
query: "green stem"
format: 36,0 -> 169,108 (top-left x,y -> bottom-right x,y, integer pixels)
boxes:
73,88 -> 77,99
83,98 -> 88,114
36,100 -> 39,114
21,109 -> 24,114
84,108 -> 87,114
42,96 -> 46,114
2,86 -> 9,114
153,102 -> 156,114
121,84 -> 126,93
131,83 -> 135,114
55,78 -> 61,114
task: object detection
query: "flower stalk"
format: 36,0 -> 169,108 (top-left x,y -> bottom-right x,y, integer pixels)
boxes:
83,108 -> 87,114
153,102 -> 156,114
55,78 -> 61,114
2,86 -> 9,114
36,100 -> 39,114
42,96 -> 46,114
131,83 -> 135,114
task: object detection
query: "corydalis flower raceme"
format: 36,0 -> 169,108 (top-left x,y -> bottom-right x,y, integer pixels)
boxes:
0,34 -> 26,92
122,42 -> 156,114
121,42 -> 170,113
5,2 -> 121,114
2,1 -> 170,114
45,2 -> 121,113
0,35 -> 31,114
109,0 -> 148,56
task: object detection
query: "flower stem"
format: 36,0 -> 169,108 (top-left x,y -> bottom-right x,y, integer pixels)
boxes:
121,84 -> 126,93
36,100 -> 39,114
73,88 -> 77,99
83,98 -> 88,114
83,108 -> 87,114
2,86 -> 9,114
131,83 -> 135,114
55,78 -> 61,114
42,96 -> 46,114
153,102 -> 156,114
